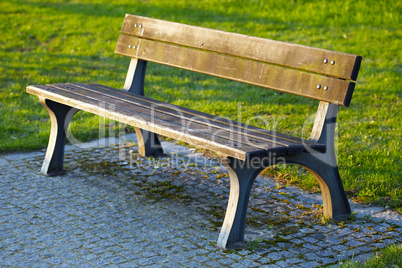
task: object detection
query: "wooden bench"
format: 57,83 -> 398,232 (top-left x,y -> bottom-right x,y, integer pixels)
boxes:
26,14 -> 362,249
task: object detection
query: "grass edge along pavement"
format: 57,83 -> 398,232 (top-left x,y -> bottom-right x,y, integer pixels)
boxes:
339,243 -> 401,268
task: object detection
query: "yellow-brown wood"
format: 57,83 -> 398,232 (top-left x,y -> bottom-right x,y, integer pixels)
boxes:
115,35 -> 355,106
120,14 -> 362,81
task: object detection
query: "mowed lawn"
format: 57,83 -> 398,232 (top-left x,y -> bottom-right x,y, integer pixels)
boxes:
0,1 -> 400,212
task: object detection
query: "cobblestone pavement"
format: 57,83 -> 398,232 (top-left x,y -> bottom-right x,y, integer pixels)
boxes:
1,134 -> 401,267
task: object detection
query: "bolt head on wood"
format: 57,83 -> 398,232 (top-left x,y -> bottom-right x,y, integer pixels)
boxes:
324,59 -> 328,64
317,84 -> 322,89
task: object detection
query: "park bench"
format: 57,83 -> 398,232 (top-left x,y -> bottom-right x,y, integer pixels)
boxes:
26,14 -> 362,249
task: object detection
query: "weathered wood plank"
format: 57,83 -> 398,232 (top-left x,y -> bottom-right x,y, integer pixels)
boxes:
115,35 -> 355,106
62,82 -> 324,150
27,84 -> 290,160
48,83 -> 292,154
120,14 -> 362,81
79,83 -> 326,153
43,83 -> 319,156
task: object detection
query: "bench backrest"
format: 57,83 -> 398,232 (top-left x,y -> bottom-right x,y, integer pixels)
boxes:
115,14 -> 362,107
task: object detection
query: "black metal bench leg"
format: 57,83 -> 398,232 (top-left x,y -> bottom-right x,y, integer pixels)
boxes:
217,157 -> 264,249
39,98 -> 79,176
123,59 -> 164,158
285,153 -> 351,220
134,127 -> 164,157
307,164 -> 351,220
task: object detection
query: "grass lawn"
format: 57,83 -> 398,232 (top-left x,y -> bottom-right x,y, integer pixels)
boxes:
0,0 -> 400,218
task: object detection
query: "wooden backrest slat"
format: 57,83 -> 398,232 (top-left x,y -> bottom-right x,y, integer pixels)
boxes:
120,14 -> 362,81
115,35 -> 355,106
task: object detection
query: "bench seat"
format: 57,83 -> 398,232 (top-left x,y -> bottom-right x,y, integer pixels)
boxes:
27,83 -> 326,161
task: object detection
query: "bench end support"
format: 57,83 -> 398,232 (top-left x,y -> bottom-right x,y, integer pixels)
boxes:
216,156 -> 264,249
134,128 -> 164,157
39,98 -> 79,176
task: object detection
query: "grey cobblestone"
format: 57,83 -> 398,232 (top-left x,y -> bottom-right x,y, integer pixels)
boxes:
0,136 -> 401,267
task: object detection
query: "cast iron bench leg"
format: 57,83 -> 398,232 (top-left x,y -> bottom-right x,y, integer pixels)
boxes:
285,154 -> 351,220
285,103 -> 351,220
124,59 -> 164,157
217,157 -> 265,249
134,128 -> 164,157
39,97 -> 79,176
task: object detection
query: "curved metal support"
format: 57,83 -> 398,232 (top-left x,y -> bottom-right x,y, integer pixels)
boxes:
124,58 -> 163,157
284,154 -> 351,220
289,102 -> 351,220
39,98 -> 80,176
217,156 -> 265,249
134,127 -> 164,157
216,102 -> 351,249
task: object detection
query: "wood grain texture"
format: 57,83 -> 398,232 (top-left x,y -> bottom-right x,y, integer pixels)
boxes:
78,83 -> 324,151
120,14 -> 362,81
66,82 -> 325,153
26,83 -> 325,160
115,35 -> 355,106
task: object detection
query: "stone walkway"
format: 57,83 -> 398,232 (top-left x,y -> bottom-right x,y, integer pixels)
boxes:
0,134 -> 401,267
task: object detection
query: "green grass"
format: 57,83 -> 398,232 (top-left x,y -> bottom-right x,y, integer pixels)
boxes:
0,0 -> 401,213
340,243 -> 401,268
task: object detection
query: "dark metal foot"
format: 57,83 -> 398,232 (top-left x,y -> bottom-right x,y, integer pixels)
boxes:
285,153 -> 351,220
39,98 -> 79,176
134,127 -> 164,157
216,157 -> 265,249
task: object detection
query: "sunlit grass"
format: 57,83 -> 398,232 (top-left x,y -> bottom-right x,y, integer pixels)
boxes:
340,243 -> 401,268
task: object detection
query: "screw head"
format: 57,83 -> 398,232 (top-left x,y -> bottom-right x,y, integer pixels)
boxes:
128,45 -> 132,48
324,86 -> 328,90
134,23 -> 138,28
139,24 -> 143,28
331,60 -> 335,65
133,45 -> 137,49
317,84 -> 322,89
324,59 -> 328,64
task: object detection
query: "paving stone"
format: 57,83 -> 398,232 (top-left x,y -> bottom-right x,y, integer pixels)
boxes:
275,260 -> 290,267
299,261 -> 321,267
266,252 -> 283,261
219,258 -> 236,266
302,243 -> 321,251
319,257 -> 336,265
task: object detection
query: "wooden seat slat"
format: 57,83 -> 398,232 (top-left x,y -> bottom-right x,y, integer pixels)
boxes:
28,84 -> 313,159
54,84 -> 293,155
69,83 -> 325,152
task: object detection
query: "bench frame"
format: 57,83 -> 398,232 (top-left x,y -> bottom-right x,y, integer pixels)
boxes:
27,15 -> 361,249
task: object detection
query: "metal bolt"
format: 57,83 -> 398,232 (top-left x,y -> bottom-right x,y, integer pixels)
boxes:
331,60 -> 335,65
134,23 -> 138,28
324,59 -> 328,64
128,45 -> 132,48
133,45 -> 137,49
317,84 -> 322,89
139,24 -> 143,28
324,86 -> 328,90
